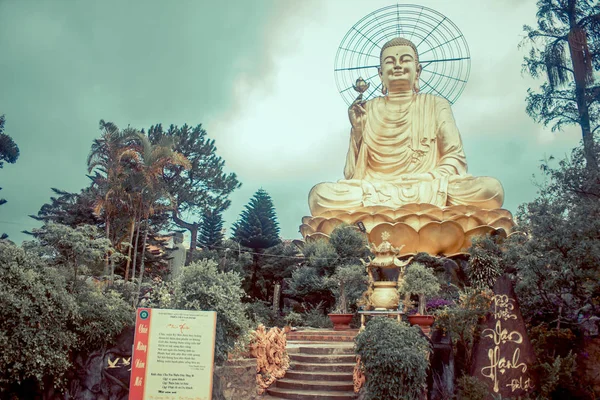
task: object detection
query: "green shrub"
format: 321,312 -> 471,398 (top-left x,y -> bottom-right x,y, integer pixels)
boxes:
327,263 -> 368,313
72,282 -> 134,349
0,242 -> 77,389
283,311 -> 304,327
245,300 -> 284,328
329,224 -> 368,263
434,288 -> 491,373
355,317 -> 431,400
400,262 -> 441,314
301,239 -> 338,273
454,375 -> 489,400
172,259 -> 251,364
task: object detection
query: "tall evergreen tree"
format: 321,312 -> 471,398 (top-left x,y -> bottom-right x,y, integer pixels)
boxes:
198,208 -> 225,250
147,124 -> 240,255
522,0 -> 600,170
0,114 -> 20,209
0,114 -> 19,169
232,189 -> 281,299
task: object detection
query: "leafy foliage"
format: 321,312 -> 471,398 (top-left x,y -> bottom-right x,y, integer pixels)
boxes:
400,262 -> 441,314
0,241 -> 77,388
355,317 -> 431,400
0,114 -> 19,169
172,260 -> 251,364
25,222 -> 117,282
300,238 -> 338,274
512,144 -> 600,333
0,240 -> 133,392
148,123 -> 240,251
434,288 -> 492,374
328,223 -> 368,264
521,0 -> 600,169
327,264 -> 369,313
467,236 -> 505,290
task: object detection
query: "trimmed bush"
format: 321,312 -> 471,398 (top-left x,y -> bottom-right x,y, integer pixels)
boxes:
355,317 -> 431,400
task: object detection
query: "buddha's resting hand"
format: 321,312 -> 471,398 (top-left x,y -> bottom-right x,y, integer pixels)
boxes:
348,96 -> 367,132
398,173 -> 435,183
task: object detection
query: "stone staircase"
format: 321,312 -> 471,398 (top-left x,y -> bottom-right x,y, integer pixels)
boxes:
267,335 -> 357,400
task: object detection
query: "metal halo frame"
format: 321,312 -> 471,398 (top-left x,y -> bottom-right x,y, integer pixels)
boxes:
334,4 -> 471,106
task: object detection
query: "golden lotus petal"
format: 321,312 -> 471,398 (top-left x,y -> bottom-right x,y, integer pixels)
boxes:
356,214 -> 394,233
449,215 -> 485,231
307,217 -> 326,230
461,226 -> 496,251
418,221 -> 464,255
369,222 -> 420,253
493,209 -> 514,219
305,232 -> 330,242
317,210 -> 345,218
316,218 -> 345,235
489,217 -> 515,232
398,214 -> 441,230
471,210 -> 502,224
399,203 -> 442,214
299,224 -> 315,238
361,205 -> 395,214
417,208 -> 443,219
346,212 -> 369,223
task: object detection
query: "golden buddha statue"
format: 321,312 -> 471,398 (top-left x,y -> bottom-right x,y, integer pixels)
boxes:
308,37 -> 504,216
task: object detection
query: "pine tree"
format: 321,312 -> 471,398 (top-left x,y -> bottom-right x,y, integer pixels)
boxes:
198,208 -> 224,250
232,189 -> 281,299
232,189 -> 280,249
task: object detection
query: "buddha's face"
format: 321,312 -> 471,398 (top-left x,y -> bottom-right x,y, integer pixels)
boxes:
379,45 -> 421,92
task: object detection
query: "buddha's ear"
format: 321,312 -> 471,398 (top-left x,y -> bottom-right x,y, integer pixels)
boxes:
416,63 -> 422,80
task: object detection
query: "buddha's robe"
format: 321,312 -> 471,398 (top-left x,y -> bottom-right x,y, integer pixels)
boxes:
308,94 -> 504,216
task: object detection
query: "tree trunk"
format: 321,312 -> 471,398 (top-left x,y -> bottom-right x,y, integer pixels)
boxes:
418,294 -> 426,315
567,0 -> 598,171
124,213 -> 136,281
104,217 -> 110,276
172,213 -> 198,265
135,219 -> 150,307
131,214 -> 142,283
249,251 -> 260,299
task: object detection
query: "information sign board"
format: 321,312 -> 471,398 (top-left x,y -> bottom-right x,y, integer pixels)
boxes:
129,308 -> 217,400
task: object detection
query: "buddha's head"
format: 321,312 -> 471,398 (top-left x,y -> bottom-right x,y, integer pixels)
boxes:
378,37 -> 422,94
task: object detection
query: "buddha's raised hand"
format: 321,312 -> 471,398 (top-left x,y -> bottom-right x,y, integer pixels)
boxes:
348,96 -> 367,132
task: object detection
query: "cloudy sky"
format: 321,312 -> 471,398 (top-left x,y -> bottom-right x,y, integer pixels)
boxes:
0,0 -> 581,244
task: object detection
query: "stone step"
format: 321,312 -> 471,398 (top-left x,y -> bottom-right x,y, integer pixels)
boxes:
290,361 -> 355,373
276,378 -> 354,392
287,330 -> 358,342
285,370 -> 353,382
297,346 -> 354,355
290,353 -> 356,364
267,387 -> 356,400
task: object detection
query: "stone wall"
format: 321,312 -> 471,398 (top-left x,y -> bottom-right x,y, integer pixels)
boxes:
212,359 -> 263,400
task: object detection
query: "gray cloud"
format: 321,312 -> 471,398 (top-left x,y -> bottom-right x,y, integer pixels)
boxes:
0,0 -> 586,244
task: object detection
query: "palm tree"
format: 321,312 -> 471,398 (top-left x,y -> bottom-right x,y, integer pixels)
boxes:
120,133 -> 190,303
87,120 -> 138,278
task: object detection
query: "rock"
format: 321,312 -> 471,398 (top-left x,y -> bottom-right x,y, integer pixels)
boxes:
470,275 -> 537,399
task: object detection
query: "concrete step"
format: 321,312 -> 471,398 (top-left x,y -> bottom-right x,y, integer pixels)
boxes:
267,387 -> 356,400
285,370 -> 353,382
297,346 -> 354,355
290,361 -> 355,373
290,353 -> 356,364
276,378 -> 354,392
287,330 -> 358,342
